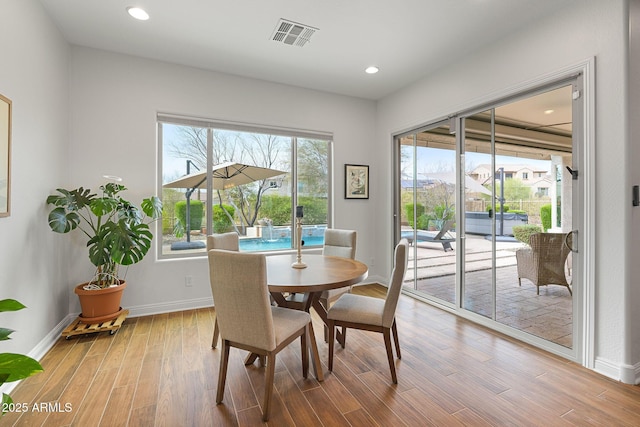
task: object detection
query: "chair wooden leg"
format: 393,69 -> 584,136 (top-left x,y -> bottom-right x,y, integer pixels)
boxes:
340,326 -> 346,349
518,278 -> 522,287
216,340 -> 230,403
391,319 -> 401,359
212,318 -> 219,348
262,353 -> 276,421
244,352 -> 260,366
328,320 -> 335,372
383,328 -> 398,384
301,324 -> 309,379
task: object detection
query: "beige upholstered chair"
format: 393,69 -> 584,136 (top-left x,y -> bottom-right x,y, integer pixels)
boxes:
286,229 -> 357,324
320,229 -> 357,307
206,231 -> 239,252
516,232 -> 572,295
327,238 -> 409,384
208,249 -> 311,421
207,232 -> 239,348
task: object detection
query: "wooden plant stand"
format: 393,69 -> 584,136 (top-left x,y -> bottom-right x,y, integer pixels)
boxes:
61,309 -> 129,339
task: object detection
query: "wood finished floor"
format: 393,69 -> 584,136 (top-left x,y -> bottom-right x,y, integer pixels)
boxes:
5,284 -> 640,426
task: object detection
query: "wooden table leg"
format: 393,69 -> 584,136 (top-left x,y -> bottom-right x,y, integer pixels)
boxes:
297,292 -> 324,381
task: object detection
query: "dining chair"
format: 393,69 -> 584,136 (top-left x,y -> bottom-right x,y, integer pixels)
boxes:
320,228 -> 357,302
208,249 -> 311,421
286,228 -> 357,314
327,238 -> 408,384
207,232 -> 239,348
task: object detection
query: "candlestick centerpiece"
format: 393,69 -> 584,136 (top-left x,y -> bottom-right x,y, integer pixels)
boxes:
291,205 -> 307,269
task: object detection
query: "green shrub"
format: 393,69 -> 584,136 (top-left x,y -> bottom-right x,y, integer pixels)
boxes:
512,224 -> 543,245
161,188 -> 184,234
213,204 -> 235,233
162,209 -> 173,234
416,214 -> 432,230
405,203 -> 425,228
298,196 -> 328,224
486,205 -> 510,213
540,204 -> 552,231
259,195 -> 291,225
509,209 -> 527,215
175,200 -> 204,232
257,195 -> 328,225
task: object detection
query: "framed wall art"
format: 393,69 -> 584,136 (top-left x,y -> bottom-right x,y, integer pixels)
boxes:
0,94 -> 11,218
345,164 -> 369,199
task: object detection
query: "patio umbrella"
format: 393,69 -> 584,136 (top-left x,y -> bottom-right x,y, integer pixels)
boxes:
163,162 -> 285,248
163,161 -> 286,191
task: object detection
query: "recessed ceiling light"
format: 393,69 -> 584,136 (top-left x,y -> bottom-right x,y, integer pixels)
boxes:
127,7 -> 149,21
544,109 -> 555,115
365,66 -> 379,74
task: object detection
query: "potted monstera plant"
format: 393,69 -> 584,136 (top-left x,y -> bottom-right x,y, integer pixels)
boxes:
46,182 -> 162,324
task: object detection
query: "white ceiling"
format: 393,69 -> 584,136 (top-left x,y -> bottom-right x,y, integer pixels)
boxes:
38,0 -> 577,100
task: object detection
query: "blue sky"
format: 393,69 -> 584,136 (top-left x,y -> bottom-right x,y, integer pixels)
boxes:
402,146 -> 551,178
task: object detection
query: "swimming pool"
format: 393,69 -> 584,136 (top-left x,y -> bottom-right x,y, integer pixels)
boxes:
239,235 -> 325,252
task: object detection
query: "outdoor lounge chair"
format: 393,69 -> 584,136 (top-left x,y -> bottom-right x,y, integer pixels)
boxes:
515,232 -> 572,295
401,220 -> 455,252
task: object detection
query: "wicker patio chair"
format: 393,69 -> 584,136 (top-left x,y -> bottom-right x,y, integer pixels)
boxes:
516,232 -> 572,295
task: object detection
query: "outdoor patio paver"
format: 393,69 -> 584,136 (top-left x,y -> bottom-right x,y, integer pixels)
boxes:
405,235 -> 573,348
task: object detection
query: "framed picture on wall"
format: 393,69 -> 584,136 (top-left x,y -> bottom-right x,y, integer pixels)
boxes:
345,164 -> 369,199
0,94 -> 11,218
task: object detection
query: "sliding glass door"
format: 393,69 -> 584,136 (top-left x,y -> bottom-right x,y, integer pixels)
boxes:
398,121 -> 457,306
395,79 -> 582,355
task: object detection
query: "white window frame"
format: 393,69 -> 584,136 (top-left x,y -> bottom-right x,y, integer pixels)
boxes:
157,113 -> 333,259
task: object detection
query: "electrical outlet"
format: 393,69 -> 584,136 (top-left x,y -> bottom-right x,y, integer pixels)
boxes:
185,275 -> 193,287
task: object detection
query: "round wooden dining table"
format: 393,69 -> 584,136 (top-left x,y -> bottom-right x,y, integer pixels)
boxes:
267,253 -> 368,293
260,253 -> 368,381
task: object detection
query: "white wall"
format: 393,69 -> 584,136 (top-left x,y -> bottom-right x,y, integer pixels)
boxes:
628,0 -> 640,382
376,0 -> 636,380
0,1 -> 70,354
68,47 -> 378,314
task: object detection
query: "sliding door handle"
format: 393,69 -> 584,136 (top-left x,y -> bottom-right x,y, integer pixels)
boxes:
565,230 -> 578,253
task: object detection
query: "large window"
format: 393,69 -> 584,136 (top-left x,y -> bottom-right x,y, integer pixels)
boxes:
158,115 -> 331,257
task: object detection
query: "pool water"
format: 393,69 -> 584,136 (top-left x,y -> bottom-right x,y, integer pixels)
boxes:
239,236 -> 325,252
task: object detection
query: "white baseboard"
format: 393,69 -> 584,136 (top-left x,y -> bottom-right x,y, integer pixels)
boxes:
594,357 -> 640,385
356,275 -> 386,286
126,296 -> 214,318
619,361 -> 640,385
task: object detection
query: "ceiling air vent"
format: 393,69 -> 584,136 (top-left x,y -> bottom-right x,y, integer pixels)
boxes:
271,19 -> 318,47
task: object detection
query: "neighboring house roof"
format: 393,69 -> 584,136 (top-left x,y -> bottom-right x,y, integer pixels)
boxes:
474,163 -> 549,174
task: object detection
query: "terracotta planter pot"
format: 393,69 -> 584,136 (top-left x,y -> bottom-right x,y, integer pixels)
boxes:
74,280 -> 127,324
